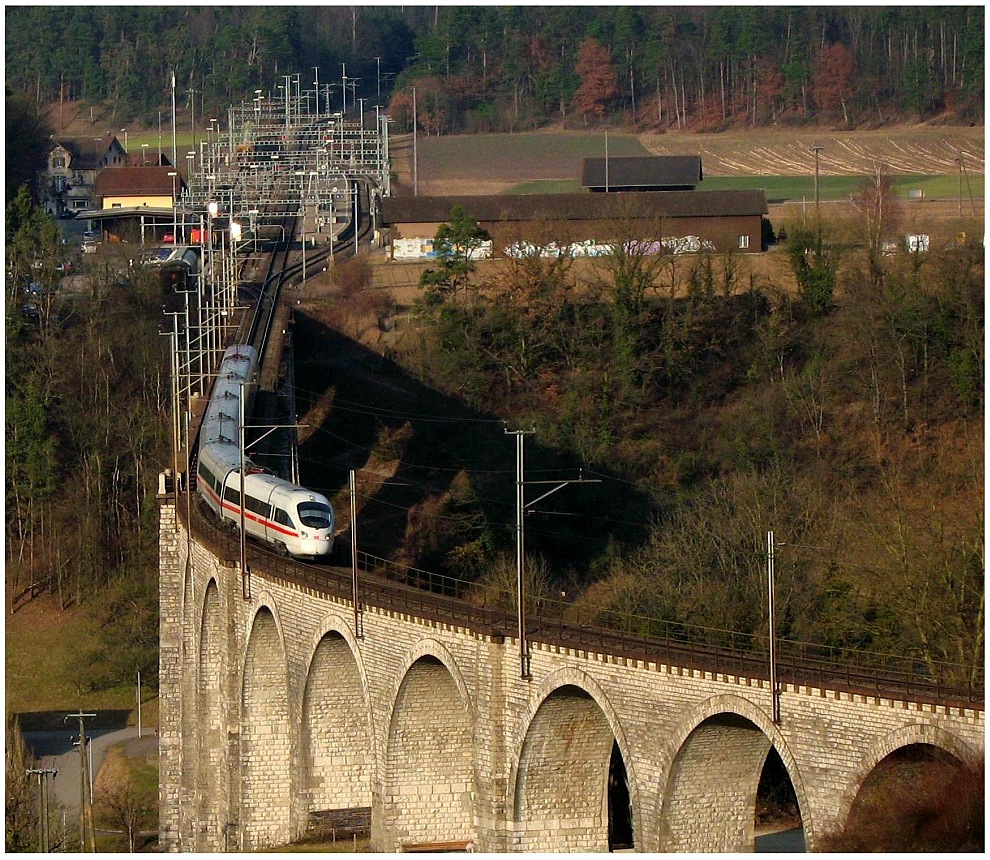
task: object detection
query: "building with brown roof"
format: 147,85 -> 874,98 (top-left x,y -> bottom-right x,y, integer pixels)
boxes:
381,189 -> 769,256
94,166 -> 185,209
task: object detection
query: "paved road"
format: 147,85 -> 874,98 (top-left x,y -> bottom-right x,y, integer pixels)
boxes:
23,728 -> 159,817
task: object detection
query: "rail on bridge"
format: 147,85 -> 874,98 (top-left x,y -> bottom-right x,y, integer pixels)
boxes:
180,496 -> 983,710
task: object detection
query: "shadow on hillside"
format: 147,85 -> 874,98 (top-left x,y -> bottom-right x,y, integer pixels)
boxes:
292,311 -> 654,585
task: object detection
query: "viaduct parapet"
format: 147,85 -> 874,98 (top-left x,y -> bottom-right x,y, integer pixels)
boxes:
159,497 -> 983,852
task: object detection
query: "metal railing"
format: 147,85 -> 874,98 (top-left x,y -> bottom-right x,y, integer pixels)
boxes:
182,498 -> 984,709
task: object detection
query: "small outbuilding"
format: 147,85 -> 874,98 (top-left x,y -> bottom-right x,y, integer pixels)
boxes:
581,156 -> 703,192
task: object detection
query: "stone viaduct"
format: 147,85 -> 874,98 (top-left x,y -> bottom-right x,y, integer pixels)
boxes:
158,497 -> 984,853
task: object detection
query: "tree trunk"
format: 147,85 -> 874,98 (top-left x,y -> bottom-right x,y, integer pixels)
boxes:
629,60 -> 636,118
720,59 -> 726,121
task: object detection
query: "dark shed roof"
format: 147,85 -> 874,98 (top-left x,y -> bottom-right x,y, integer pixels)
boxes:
581,156 -> 703,190
381,190 -> 767,226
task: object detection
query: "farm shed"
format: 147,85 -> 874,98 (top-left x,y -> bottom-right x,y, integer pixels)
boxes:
581,155 -> 703,192
381,190 -> 769,256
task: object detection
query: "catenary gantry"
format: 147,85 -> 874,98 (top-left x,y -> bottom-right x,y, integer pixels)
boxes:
182,80 -> 391,239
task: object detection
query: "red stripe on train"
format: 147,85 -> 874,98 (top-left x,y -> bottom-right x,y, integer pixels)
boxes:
200,481 -> 299,538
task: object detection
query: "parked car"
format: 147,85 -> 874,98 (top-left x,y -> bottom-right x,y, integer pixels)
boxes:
82,230 -> 99,242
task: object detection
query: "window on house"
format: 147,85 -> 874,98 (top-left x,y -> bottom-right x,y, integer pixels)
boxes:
738,235 -> 750,250
111,203 -> 122,208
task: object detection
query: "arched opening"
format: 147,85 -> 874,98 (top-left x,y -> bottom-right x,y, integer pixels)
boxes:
514,685 -> 633,852
826,743 -> 978,851
195,580 -> 225,851
607,740 -> 633,851
660,713 -> 803,852
240,607 -> 291,850
179,568 -> 197,846
382,655 -> 474,851
301,631 -> 372,836
754,746 -> 804,851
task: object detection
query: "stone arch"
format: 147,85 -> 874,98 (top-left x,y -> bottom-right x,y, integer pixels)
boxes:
239,600 -> 292,850
195,577 -> 226,851
300,615 -> 375,831
179,564 -> 198,844
833,720 -> 980,840
657,693 -> 807,853
379,639 -> 475,851
509,668 -> 637,852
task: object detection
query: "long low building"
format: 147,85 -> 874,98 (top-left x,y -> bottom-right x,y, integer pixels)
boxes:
381,190 -> 769,256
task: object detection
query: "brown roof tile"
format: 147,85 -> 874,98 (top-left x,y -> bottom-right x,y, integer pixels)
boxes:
95,166 -> 184,197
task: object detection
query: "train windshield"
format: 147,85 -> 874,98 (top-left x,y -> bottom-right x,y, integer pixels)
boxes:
297,502 -> 333,528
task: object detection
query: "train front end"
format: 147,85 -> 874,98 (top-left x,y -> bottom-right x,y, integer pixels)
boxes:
292,494 -> 336,558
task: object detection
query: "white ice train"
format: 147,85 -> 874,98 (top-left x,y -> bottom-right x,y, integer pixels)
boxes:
196,345 -> 335,558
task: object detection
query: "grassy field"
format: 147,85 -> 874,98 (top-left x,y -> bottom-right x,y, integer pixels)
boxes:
503,173 -> 984,201
5,597 -> 154,730
116,122 -> 986,205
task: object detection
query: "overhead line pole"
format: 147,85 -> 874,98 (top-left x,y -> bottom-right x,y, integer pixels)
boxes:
506,428 -> 600,680
767,531 -> 781,724
350,470 -> 363,639
26,766 -> 58,852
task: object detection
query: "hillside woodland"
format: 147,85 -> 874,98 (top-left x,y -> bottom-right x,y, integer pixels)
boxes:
284,194 -> 984,693
5,6 -> 984,134
5,186 -> 168,691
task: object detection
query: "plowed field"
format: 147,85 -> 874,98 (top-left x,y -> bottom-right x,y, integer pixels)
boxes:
639,126 -> 985,176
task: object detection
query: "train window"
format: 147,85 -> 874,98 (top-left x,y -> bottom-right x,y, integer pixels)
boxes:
298,502 -> 332,528
244,495 -> 271,519
223,486 -> 240,506
199,463 -> 219,494
273,508 -> 296,528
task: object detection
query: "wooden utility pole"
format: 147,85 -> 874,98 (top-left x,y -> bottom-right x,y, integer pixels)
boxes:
65,710 -> 96,852
27,766 -> 58,851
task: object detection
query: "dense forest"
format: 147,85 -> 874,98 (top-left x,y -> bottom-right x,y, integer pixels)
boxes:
5,6 -> 984,133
